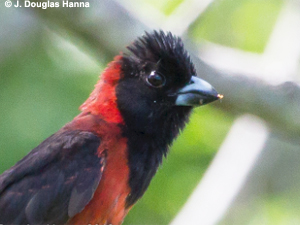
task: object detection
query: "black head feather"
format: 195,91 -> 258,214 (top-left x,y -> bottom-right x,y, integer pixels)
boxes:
124,30 -> 196,86
116,31 -> 195,206
127,30 -> 195,74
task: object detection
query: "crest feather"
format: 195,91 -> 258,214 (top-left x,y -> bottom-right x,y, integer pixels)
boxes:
125,30 -> 195,75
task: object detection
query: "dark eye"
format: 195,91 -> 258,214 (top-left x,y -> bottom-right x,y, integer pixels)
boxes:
146,71 -> 166,88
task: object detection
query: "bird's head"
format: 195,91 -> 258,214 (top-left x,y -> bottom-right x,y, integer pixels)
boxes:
81,31 -> 221,139
116,31 -> 221,136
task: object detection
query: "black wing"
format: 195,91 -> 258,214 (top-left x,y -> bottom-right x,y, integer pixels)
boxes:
0,130 -> 105,225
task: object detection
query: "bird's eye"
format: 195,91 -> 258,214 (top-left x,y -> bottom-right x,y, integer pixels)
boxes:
146,71 -> 165,88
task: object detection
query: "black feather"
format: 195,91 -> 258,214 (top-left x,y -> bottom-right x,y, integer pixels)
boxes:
0,130 -> 104,224
117,31 -> 194,206
124,30 -> 195,81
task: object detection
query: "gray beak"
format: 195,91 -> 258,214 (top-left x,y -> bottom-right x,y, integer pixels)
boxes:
175,76 -> 222,106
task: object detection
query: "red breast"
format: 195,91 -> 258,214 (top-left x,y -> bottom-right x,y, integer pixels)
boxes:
66,57 -> 130,224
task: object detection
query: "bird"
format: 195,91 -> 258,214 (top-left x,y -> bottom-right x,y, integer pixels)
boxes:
0,30 -> 222,224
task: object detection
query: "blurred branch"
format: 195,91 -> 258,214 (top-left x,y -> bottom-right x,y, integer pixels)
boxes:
196,0 -> 300,141
29,0 -> 300,140
27,0 -> 150,61
171,115 -> 269,225
0,6 -> 40,65
162,0 -> 215,35
199,0 -> 300,85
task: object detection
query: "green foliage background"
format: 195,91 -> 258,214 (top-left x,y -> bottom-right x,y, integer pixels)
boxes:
0,0 -> 285,224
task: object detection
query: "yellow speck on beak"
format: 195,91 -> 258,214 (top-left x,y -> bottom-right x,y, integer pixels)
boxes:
217,94 -> 224,99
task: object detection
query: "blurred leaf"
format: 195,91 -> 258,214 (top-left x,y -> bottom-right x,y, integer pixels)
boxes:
189,0 -> 284,52
141,0 -> 184,15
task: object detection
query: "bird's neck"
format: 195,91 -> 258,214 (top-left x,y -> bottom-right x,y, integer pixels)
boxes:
123,108 -> 191,206
123,129 -> 167,207
80,55 -> 124,125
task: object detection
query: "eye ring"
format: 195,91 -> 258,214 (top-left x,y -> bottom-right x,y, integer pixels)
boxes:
146,71 -> 166,88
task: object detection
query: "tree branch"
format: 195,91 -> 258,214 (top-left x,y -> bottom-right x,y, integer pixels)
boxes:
29,0 -> 300,140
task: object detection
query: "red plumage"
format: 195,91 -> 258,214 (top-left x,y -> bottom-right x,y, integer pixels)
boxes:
80,56 -> 124,125
0,31 -> 221,225
67,56 -> 131,224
